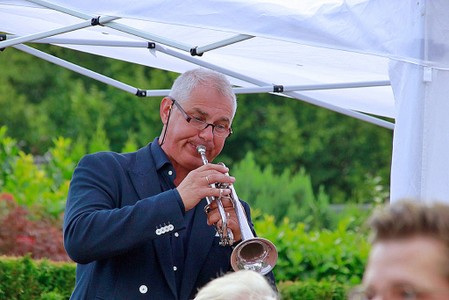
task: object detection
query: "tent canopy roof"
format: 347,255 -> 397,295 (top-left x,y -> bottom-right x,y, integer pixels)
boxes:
2,0 -> 423,129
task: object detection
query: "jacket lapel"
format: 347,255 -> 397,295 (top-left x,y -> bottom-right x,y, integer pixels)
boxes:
128,145 -> 161,200
179,198 -> 217,299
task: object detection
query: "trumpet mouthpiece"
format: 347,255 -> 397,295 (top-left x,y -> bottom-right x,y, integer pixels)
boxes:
197,145 -> 206,154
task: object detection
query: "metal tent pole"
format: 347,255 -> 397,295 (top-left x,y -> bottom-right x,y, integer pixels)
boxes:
13,44 -> 140,95
0,16 -> 118,49
26,0 -> 254,56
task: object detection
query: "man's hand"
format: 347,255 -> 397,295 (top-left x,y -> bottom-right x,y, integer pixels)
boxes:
205,197 -> 242,243
176,163 -> 235,211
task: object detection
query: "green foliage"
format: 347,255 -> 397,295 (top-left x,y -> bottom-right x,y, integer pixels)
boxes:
88,119 -> 111,153
39,292 -> 65,300
45,137 -> 79,186
0,255 -> 358,300
255,215 -> 370,284
226,93 -> 392,203
232,152 -> 335,229
3,151 -> 65,219
0,126 -> 19,188
0,133 -> 68,220
0,255 -> 75,300
279,279 -> 350,300
0,55 -> 49,153
0,127 -> 141,222
121,130 -> 140,153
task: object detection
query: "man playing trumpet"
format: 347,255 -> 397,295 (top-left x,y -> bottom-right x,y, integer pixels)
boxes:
64,68 -> 275,300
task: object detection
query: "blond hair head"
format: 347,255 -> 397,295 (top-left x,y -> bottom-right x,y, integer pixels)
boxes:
194,270 -> 279,300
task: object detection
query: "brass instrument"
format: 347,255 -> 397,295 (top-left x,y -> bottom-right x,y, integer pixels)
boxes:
197,145 -> 278,275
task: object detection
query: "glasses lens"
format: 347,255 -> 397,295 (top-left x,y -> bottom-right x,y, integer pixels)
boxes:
214,126 -> 229,136
189,118 -> 209,130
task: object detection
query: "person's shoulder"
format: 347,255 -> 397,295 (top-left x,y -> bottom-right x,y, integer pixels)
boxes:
79,148 -> 141,167
84,150 -> 131,160
75,143 -> 153,173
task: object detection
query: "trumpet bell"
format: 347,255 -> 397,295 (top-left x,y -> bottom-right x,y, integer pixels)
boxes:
230,237 -> 278,275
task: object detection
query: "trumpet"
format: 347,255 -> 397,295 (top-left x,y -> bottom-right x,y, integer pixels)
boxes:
197,145 -> 278,275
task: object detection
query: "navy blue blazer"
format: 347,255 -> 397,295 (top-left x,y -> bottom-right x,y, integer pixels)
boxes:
64,142 -> 273,299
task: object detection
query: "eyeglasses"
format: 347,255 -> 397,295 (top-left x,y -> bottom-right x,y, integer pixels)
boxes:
348,284 -> 449,300
171,99 -> 233,137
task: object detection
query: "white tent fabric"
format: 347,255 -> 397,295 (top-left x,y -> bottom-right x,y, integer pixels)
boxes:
1,0 -> 449,203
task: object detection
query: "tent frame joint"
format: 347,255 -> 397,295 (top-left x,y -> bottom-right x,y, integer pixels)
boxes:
273,85 -> 284,93
91,16 -> 104,26
0,34 -> 6,52
136,89 -> 147,97
190,46 -> 203,57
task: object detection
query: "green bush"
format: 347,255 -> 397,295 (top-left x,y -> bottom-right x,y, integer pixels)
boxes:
255,215 -> 369,284
0,126 -> 114,221
0,255 -> 75,300
233,152 -> 336,230
0,256 -> 356,300
279,279 -> 350,300
0,128 -> 68,220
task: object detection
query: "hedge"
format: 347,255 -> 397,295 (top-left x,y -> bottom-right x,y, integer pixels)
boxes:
0,256 -> 75,300
0,256 -> 356,300
278,280 -> 350,300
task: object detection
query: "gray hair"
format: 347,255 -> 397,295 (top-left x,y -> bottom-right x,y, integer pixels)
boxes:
168,68 -> 237,116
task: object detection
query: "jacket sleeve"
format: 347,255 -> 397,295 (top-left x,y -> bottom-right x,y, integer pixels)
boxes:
63,152 -> 184,264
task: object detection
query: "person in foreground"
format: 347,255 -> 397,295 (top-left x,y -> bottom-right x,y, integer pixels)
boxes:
194,270 -> 279,300
350,200 -> 449,300
63,68 -> 275,299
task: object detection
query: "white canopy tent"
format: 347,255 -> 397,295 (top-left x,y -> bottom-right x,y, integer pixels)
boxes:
1,0 -> 448,203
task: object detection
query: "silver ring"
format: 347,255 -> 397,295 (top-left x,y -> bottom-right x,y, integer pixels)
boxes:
204,204 -> 211,214
219,188 -> 223,198
205,175 -> 210,185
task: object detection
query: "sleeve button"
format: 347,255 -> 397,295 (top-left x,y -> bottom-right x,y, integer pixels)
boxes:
139,285 -> 148,294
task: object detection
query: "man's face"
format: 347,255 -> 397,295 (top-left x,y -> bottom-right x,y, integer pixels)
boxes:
361,236 -> 449,299
160,84 -> 234,176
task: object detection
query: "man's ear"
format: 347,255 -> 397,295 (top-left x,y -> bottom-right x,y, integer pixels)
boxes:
160,97 -> 173,124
